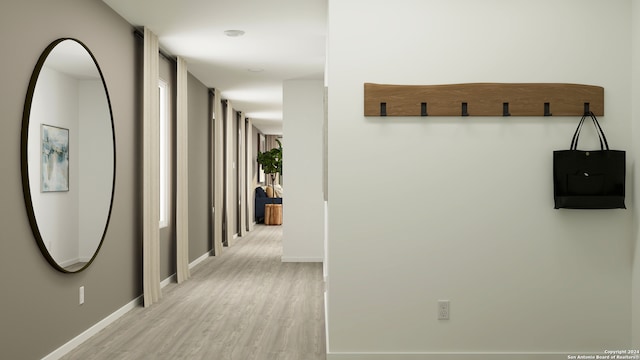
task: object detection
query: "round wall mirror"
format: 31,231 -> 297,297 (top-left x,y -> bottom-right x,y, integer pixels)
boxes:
21,38 -> 115,273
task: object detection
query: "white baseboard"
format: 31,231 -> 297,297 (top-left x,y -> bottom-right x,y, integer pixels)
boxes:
189,251 -> 212,270
281,257 -> 323,263
58,258 -> 81,268
41,249 -> 214,360
327,353 -> 600,360
58,257 -> 93,268
160,250 -> 212,288
41,295 -> 142,360
160,274 -> 175,288
324,291 -> 330,351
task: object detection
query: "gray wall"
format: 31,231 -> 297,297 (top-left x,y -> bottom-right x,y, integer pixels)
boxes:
251,126 -> 261,223
159,55 -> 176,281
188,73 -> 211,261
0,0 -> 140,359
232,111 -> 239,236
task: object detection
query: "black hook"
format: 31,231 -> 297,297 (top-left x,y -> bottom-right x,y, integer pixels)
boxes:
503,102 -> 511,117
584,102 -> 590,115
380,102 -> 387,116
461,102 -> 469,116
544,103 -> 552,116
421,102 -> 428,116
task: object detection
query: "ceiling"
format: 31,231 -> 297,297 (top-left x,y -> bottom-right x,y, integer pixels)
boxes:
101,0 -> 327,135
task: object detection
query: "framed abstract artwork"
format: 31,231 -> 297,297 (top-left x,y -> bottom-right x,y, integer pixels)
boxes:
41,124 -> 69,192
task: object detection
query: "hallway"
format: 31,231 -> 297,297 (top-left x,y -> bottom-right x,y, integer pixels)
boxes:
61,225 -> 326,360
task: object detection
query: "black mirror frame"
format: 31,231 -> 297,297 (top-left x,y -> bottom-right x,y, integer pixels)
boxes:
21,38 -> 116,273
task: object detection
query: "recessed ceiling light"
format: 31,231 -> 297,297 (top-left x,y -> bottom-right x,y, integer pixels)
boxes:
224,30 -> 245,37
248,68 -> 264,72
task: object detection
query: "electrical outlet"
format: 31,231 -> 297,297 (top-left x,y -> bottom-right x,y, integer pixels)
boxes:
438,300 -> 449,320
79,286 -> 85,305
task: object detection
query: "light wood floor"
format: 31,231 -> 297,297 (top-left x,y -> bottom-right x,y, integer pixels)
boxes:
61,225 -> 326,360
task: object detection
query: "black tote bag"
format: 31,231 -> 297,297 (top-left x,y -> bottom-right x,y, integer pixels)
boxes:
553,112 -> 625,209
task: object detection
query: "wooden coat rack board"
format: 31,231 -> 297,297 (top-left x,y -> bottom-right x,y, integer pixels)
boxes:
364,83 -> 604,117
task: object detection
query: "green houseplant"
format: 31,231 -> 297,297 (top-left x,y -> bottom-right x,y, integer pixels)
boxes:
257,139 -> 282,189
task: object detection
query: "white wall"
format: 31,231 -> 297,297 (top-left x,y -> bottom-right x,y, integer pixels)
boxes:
327,0 -> 633,358
29,67 -> 80,265
78,79 -> 113,261
282,79 -> 325,262
28,67 -> 112,267
632,0 -> 640,349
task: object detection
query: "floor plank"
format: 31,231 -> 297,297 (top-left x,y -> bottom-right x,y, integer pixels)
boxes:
61,225 -> 326,360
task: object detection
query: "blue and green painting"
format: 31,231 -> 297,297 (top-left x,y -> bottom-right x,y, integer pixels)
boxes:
41,124 -> 69,192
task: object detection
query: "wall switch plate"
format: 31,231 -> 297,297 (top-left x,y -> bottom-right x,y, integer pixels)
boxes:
438,300 -> 449,320
79,286 -> 85,305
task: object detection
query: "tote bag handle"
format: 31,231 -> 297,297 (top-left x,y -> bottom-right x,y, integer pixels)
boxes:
570,111 -> 609,151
